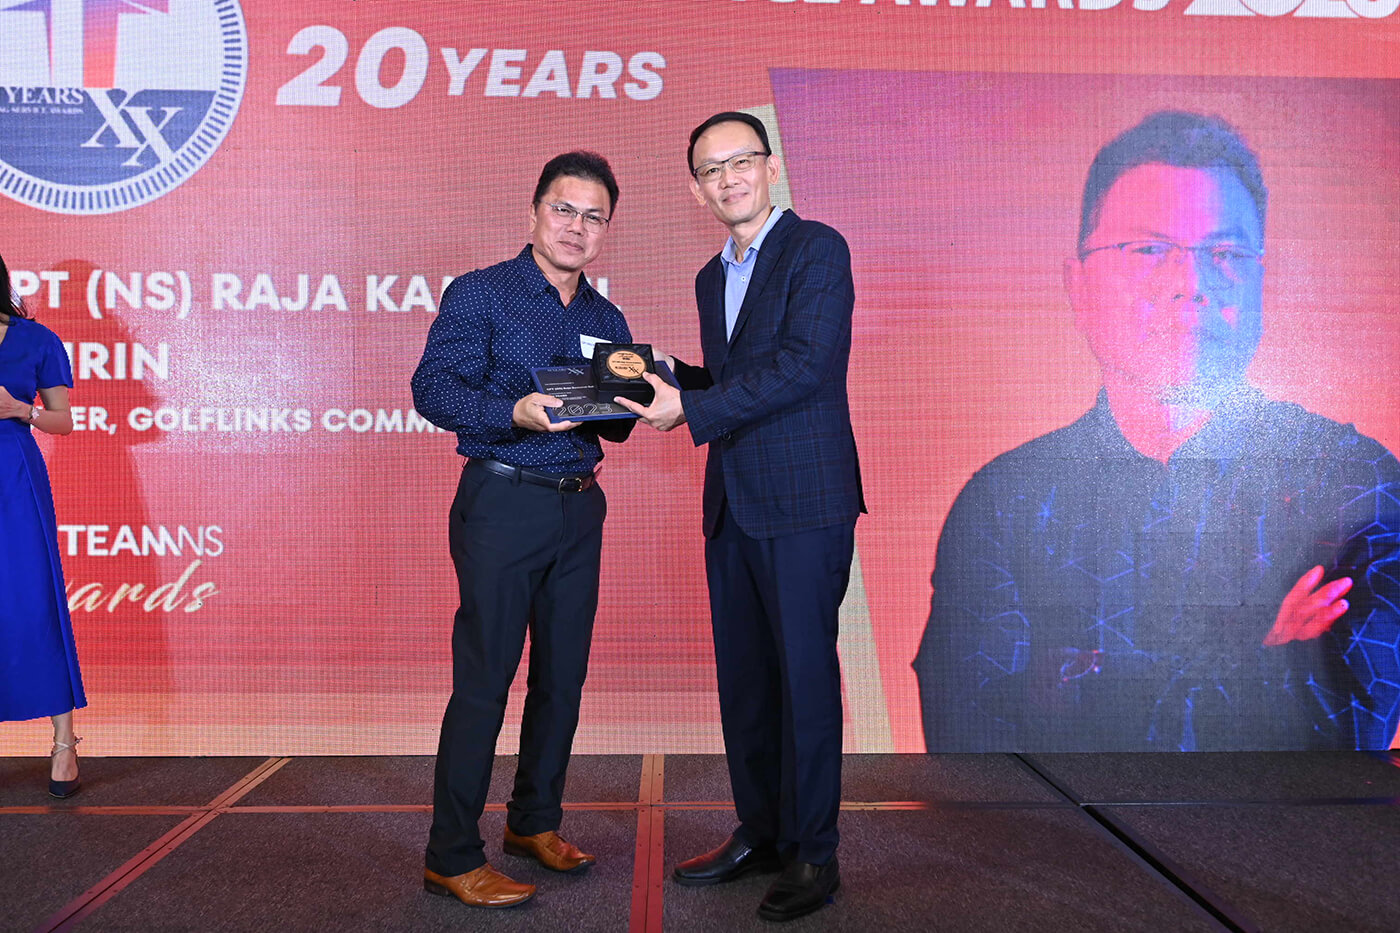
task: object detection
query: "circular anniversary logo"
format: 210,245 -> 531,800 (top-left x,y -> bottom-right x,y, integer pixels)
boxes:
0,0 -> 248,215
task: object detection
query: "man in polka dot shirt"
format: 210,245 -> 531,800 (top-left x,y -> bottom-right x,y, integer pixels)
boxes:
412,151 -> 634,910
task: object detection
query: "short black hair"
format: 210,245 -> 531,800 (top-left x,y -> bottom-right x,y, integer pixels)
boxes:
0,251 -> 31,320
688,111 -> 772,173
1079,111 -> 1267,250
532,151 -> 619,215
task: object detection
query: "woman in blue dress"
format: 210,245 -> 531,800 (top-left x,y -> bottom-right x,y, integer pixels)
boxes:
0,252 -> 83,797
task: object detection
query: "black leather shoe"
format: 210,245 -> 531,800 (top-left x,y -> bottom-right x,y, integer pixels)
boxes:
672,835 -> 782,887
757,857 -> 839,922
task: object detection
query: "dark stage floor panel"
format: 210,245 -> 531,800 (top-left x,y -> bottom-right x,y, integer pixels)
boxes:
234,753 -> 643,808
842,753 -> 1065,804
0,814 -> 187,933
662,806 -> 1220,932
1101,802 -> 1400,933
1026,751 -> 1400,803
660,754 -> 733,803
232,755 -> 434,807
3,751 -> 1394,932
71,809 -> 637,933
663,754 -> 1065,805
0,756 -> 267,808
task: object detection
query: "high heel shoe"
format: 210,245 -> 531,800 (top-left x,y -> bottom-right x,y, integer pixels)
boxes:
49,736 -> 82,799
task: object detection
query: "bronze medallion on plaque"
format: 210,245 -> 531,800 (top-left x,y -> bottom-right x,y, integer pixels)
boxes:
593,343 -> 657,404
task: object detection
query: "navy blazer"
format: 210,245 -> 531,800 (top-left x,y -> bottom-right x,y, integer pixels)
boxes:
677,210 -> 864,540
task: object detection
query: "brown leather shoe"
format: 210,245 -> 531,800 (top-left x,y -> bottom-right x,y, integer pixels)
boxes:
423,864 -> 535,908
503,827 -> 596,873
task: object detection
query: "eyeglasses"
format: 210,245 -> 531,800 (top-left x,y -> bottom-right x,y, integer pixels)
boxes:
692,150 -> 769,183
543,202 -> 610,230
1079,240 -> 1263,285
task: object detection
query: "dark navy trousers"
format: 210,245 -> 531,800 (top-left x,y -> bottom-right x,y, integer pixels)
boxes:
705,503 -> 855,865
425,461 -> 606,876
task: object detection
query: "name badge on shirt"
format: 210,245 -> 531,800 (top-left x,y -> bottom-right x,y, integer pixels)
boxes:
579,334 -> 608,360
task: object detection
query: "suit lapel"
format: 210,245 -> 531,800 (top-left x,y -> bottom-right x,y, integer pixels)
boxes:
727,210 -> 798,351
697,257 -> 729,371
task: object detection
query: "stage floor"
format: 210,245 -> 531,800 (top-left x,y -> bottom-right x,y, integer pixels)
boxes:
2,752 -> 1397,932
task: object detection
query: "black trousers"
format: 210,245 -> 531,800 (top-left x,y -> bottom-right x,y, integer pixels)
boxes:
705,503 -> 855,865
425,461 -> 606,876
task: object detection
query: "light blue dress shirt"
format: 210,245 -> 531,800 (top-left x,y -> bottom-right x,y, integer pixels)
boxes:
720,207 -> 785,340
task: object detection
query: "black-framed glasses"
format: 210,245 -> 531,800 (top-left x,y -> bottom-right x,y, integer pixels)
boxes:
544,202 -> 610,230
692,150 -> 769,183
1079,239 -> 1263,285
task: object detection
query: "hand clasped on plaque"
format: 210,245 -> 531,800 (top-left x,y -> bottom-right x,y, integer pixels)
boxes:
614,372 -> 686,432
513,392 -> 579,432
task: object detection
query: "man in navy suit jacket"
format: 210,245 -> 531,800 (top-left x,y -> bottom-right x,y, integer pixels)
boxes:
618,112 -> 863,922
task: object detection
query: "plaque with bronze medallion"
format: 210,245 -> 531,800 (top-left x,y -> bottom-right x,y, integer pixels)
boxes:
531,343 -> 677,423
592,343 -> 657,404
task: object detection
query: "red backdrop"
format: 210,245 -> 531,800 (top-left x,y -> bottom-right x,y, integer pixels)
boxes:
1,0 -> 1396,754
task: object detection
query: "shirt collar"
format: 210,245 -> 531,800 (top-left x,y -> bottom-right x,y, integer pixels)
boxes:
1089,384 -> 1264,462
512,244 -> 596,302
721,207 -> 784,266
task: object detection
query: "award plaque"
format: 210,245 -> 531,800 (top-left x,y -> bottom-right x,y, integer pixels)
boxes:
531,350 -> 677,424
592,343 -> 657,404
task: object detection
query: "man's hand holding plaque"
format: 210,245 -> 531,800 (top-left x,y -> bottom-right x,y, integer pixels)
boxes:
609,344 -> 687,433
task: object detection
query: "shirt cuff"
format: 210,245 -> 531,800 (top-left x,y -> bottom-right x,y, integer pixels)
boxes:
484,395 -> 517,439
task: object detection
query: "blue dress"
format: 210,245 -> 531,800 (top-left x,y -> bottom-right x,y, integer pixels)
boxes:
0,316 -> 85,722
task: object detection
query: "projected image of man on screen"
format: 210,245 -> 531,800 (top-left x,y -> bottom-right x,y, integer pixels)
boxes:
914,111 -> 1400,753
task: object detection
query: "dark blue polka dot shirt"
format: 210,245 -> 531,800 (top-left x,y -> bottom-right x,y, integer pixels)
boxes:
412,245 -> 632,473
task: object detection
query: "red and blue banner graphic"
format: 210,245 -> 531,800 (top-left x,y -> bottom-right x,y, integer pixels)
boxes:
0,0 -> 247,213
1,0 -> 1396,754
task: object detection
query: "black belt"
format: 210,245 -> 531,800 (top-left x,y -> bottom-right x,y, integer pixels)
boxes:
472,458 -> 596,493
